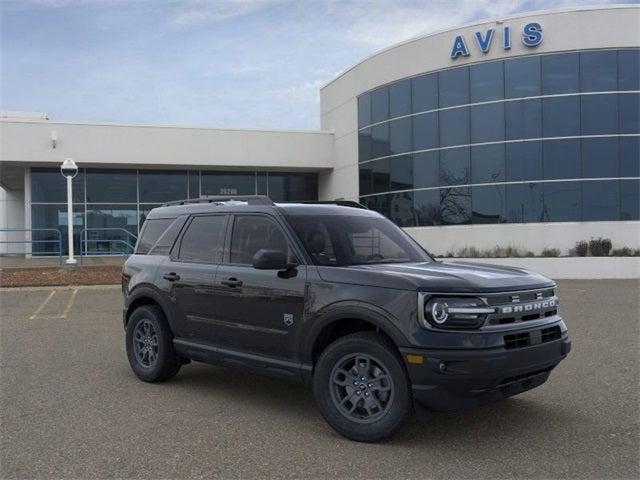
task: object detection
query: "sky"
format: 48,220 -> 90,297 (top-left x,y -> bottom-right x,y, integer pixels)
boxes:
0,0 -> 632,130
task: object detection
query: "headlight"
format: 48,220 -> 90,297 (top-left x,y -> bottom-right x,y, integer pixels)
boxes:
421,296 -> 494,329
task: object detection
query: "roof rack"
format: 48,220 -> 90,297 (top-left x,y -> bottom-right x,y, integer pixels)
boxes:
162,195 -> 275,207
298,200 -> 369,209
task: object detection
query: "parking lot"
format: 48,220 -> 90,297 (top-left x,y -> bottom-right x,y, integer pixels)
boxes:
1,280 -> 638,479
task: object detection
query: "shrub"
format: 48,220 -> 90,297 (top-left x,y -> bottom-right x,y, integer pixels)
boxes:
610,247 -> 640,257
574,241 -> 589,257
540,248 -> 561,257
589,237 -> 612,257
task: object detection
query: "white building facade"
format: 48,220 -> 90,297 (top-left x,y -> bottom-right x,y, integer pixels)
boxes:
1,5 -> 639,256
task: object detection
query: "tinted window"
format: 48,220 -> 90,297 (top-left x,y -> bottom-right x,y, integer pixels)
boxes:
31,204 -> 84,255
471,144 -> 505,184
543,97 -> 580,137
412,112 -> 438,151
543,139 -> 581,179
179,215 -> 227,263
390,155 -> 413,191
620,137 -> 640,177
389,79 -> 411,118
414,189 -> 441,226
371,123 -> 390,158
288,214 -> 430,266
188,170 -> 200,199
619,93 -> 639,134
389,117 -> 412,155
359,162 -> 373,196
152,216 -> 187,255
358,94 -> 371,128
412,73 -> 438,113
505,99 -> 542,140
470,103 -> 504,143
359,128 -> 372,162
472,185 -> 505,224
618,49 -> 640,91
230,216 -> 290,264
137,218 -> 173,254
582,137 -> 619,178
370,87 -> 389,123
389,192 -> 415,227
580,51 -> 617,92
541,53 -> 579,94
506,183 -> 543,223
440,187 -> 471,225
267,173 -> 317,202
86,169 -> 136,203
31,168 -> 85,204
506,142 -> 543,182
139,170 -> 187,203
86,205 -> 138,253
201,172 -> 255,196
581,94 -> 618,135
505,56 -> 540,98
413,151 -> 440,188
470,61 -> 504,102
439,67 -> 469,107
440,147 -> 470,186
439,108 -> 469,147
372,158 -> 391,193
543,182 -> 581,222
583,181 -> 620,221
621,180 -> 640,220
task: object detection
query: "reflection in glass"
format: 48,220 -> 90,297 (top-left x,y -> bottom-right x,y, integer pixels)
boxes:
620,137 -> 640,177
439,108 -> 469,147
472,185 -> 505,224
470,61 -> 504,102
31,168 -> 85,203
505,99 -> 542,140
619,93 -> 639,134
505,56 -> 540,98
413,152 -> 440,189
582,137 -> 619,178
506,142 -> 543,182
389,192 -> 415,227
581,94 -> 618,135
471,144 -> 505,184
440,187 -> 471,225
413,189 -> 441,226
371,87 -> 389,123
439,67 -> 469,108
390,155 -> 413,191
86,204 -> 138,254
506,183 -> 543,223
621,180 -> 640,220
372,159 -> 391,194
359,162 -> 373,196
412,112 -> 438,151
267,173 -> 317,202
371,123 -> 390,158
389,117 -> 412,155
358,94 -> 371,128
543,139 -> 581,180
580,51 -> 617,92
583,181 -> 620,221
390,79 -> 411,118
139,205 -> 162,229
543,96 -> 580,137
440,148 -> 470,186
618,49 -> 640,91
359,128 -> 372,162
412,73 -> 438,113
201,171 -> 255,196
543,182 -> 581,222
541,53 -> 579,94
139,170 -> 187,203
86,169 -> 137,203
188,170 -> 200,199
31,204 -> 84,255
470,103 -> 504,143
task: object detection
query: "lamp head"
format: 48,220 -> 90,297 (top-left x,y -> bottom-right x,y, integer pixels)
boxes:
60,158 -> 78,178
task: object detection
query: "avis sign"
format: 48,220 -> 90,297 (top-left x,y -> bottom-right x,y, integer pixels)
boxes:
450,22 -> 543,59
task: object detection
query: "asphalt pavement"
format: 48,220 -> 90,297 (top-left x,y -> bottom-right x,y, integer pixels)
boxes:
1,280 -> 638,479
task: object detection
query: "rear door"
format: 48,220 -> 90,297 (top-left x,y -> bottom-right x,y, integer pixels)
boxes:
161,214 -> 229,342
213,213 -> 307,359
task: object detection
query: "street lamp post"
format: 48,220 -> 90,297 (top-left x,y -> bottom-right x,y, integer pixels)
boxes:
60,158 -> 78,265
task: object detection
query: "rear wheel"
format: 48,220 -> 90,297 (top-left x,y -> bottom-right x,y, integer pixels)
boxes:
126,305 -> 181,382
313,332 -> 413,442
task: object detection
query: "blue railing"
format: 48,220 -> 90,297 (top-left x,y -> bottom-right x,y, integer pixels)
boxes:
80,228 -> 138,259
0,228 -> 63,264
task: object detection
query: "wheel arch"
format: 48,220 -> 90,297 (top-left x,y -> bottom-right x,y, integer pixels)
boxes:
125,285 -> 173,331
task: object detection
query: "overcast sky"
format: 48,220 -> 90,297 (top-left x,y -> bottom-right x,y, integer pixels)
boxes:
0,0 -> 631,129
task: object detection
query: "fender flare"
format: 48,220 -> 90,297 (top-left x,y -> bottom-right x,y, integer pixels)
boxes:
125,284 -> 176,331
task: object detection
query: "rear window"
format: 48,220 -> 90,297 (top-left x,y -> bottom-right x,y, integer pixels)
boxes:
136,219 -> 173,254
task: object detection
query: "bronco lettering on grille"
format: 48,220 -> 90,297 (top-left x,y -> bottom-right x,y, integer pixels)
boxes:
500,298 -> 556,314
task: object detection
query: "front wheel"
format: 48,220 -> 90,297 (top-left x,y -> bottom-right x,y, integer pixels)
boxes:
313,332 -> 413,442
125,305 -> 181,382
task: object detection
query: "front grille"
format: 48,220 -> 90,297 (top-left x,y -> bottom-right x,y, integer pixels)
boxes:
504,332 -> 530,350
484,288 -> 558,326
504,325 -> 563,350
541,325 -> 562,342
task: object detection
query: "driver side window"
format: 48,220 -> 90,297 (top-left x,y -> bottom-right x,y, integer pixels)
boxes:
229,215 -> 292,265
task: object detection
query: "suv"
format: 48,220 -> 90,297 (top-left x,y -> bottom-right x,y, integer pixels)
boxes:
122,196 -> 570,442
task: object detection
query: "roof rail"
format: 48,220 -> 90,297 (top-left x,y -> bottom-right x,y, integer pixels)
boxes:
162,195 -> 274,207
298,200 -> 369,209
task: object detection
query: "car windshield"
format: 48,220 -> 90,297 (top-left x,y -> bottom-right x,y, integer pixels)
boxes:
286,214 -> 432,266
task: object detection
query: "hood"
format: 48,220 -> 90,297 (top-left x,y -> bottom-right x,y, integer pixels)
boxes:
316,260 -> 554,293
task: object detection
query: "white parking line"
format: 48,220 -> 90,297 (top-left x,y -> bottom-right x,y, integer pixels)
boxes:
29,290 -> 57,320
59,288 -> 79,319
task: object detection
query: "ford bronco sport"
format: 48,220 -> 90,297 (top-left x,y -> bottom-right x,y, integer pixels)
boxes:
122,195 -> 570,442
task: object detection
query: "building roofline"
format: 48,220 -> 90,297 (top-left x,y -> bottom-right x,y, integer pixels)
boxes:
0,117 -> 334,136
320,4 -> 639,91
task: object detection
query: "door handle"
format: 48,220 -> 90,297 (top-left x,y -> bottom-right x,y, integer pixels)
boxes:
163,272 -> 181,281
221,277 -> 243,288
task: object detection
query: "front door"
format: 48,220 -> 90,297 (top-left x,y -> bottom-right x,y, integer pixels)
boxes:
213,214 -> 306,359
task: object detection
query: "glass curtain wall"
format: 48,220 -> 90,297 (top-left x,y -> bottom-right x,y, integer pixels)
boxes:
31,168 -> 317,255
357,48 -> 640,227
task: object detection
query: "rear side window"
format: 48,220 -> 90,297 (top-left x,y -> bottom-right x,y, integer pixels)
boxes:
178,215 -> 227,263
136,219 -> 173,254
150,217 -> 187,255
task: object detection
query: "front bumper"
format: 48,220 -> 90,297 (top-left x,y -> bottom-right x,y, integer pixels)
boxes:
400,324 -> 571,412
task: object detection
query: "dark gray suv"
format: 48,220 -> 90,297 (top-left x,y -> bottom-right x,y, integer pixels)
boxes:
122,196 -> 570,442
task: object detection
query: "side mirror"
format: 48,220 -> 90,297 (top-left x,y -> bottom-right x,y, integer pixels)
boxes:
252,249 -> 289,270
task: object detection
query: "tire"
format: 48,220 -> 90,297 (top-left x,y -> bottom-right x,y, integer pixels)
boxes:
126,305 -> 181,382
313,331 -> 413,442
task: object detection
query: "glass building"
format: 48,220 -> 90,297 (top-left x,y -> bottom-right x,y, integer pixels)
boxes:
356,48 -> 639,227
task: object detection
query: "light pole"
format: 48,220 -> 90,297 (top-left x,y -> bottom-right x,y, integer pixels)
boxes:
60,158 -> 78,265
